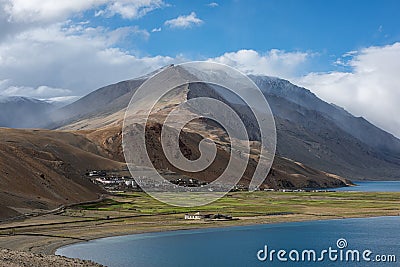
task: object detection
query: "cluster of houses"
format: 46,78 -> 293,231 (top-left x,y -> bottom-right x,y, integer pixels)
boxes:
86,170 -> 141,192
275,188 -> 335,193
184,212 -> 234,221
169,177 -> 207,187
86,170 -> 334,194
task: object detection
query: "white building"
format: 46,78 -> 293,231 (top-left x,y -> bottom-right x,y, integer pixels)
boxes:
184,212 -> 204,220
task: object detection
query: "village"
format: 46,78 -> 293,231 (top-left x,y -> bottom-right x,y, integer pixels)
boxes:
85,169 -> 336,194
85,169 -> 215,192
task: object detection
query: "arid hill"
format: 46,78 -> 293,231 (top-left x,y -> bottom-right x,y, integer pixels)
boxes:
49,66 -> 400,180
81,123 -> 351,190
0,128 -> 124,220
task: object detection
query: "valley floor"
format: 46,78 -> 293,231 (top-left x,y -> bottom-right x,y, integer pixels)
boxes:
0,191 -> 399,259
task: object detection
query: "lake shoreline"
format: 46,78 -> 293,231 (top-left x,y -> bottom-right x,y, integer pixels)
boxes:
54,214 -> 400,255
0,190 -> 399,261
4,213 -> 345,255
55,216 -> 400,267
39,213 -> 400,255
1,214 -> 398,267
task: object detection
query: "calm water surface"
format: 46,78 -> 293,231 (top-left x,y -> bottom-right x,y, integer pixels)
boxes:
56,216 -> 400,267
336,181 -> 400,192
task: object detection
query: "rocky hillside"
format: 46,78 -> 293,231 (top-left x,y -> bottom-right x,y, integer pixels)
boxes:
0,128 -> 124,220
50,65 -> 400,180
81,123 -> 351,190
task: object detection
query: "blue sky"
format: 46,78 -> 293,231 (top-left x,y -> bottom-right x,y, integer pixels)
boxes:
78,0 -> 400,73
0,0 -> 400,136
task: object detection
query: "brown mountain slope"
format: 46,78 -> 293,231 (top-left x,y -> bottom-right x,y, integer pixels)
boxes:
70,76 -> 352,190
80,123 -> 351,190
0,128 -> 124,220
50,66 -> 400,181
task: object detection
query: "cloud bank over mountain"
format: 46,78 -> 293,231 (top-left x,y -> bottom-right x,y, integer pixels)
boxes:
296,43 -> 400,138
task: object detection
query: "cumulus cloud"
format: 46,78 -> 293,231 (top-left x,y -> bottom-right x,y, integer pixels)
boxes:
210,49 -> 311,79
43,95 -> 80,104
0,21 -> 176,99
2,85 -> 72,98
3,0 -> 166,22
210,46 -> 400,137
0,0 -> 176,100
151,27 -> 162,32
98,0 -> 167,19
0,0 -> 165,41
164,12 -> 203,29
296,42 -> 400,138
207,2 -> 219,7
3,0 -> 105,23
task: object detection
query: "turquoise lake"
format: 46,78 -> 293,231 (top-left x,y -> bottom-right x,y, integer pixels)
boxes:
335,181 -> 400,192
56,216 -> 400,267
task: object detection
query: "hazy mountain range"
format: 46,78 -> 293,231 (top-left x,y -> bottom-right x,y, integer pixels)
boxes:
0,96 -> 54,128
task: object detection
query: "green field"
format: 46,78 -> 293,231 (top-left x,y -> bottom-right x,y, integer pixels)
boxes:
75,191 -> 400,218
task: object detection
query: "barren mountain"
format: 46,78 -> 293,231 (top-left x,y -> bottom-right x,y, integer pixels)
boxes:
81,121 -> 350,190
51,65 -> 400,180
47,65 -> 352,190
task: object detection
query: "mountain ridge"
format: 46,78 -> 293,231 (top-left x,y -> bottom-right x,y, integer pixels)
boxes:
249,74 -> 400,155
48,67 -> 400,180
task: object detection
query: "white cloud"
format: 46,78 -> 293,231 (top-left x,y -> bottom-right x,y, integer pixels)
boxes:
2,0 -> 166,23
207,2 -> 219,7
151,27 -> 162,32
210,49 -> 310,79
164,12 -> 203,29
3,0 -> 105,23
0,21 -> 176,99
2,85 -> 72,98
100,0 -> 166,19
296,42 -> 400,138
0,0 -> 178,100
0,0 -> 165,43
43,95 -> 80,103
209,46 -> 400,138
